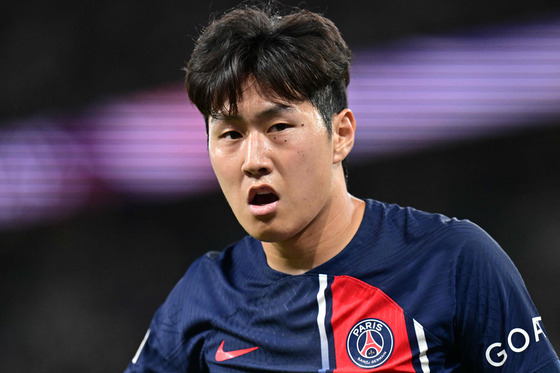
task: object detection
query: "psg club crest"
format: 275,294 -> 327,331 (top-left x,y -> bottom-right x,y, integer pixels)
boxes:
346,318 -> 394,369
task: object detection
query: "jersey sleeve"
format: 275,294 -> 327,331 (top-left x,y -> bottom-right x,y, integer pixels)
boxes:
124,258 -> 211,373
453,224 -> 559,372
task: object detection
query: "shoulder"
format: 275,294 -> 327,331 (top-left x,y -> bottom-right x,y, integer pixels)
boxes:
363,199 -> 518,306
132,236 -> 259,370
171,235 -> 259,297
365,198 -> 498,258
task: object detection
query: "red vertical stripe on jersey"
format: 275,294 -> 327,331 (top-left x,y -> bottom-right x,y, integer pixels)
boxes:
331,275 -> 415,372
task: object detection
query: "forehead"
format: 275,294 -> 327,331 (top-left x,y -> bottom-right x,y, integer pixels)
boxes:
210,83 -> 317,123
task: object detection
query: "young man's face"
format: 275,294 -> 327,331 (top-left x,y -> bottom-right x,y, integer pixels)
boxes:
207,83 -> 343,243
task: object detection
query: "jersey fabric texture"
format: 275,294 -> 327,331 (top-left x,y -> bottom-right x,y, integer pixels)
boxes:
125,199 -> 559,372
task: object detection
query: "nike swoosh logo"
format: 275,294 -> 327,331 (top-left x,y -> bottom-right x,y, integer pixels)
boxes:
215,340 -> 259,362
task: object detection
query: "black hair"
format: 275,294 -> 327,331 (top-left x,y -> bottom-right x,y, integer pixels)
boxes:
184,2 -> 352,175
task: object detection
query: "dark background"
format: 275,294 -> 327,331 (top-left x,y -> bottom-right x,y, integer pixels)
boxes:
1,1 -> 559,371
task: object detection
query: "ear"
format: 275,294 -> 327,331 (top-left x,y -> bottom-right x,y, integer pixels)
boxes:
332,108 -> 356,164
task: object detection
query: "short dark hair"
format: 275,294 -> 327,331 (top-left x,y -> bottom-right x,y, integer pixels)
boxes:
184,2 -> 352,177
185,3 -> 352,129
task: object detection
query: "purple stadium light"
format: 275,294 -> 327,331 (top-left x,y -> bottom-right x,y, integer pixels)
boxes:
0,119 -> 92,229
81,86 -> 217,198
1,16 -> 559,230
348,18 -> 560,157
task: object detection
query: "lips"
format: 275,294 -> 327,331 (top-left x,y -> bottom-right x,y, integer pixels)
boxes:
248,185 -> 279,216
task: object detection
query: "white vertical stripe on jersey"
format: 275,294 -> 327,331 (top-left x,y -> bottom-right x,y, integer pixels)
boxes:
132,329 -> 150,364
413,319 -> 431,373
316,274 -> 330,372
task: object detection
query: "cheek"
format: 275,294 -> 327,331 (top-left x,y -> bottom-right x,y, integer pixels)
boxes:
209,152 -> 238,192
300,137 -> 332,170
290,142 -> 333,191
210,143 -> 234,170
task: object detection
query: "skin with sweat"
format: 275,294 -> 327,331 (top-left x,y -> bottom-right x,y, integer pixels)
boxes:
208,82 -> 365,275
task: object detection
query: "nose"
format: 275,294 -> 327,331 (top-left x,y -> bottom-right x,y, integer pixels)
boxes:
241,131 -> 271,177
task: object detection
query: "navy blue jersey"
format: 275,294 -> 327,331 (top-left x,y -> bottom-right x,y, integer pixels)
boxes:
125,199 -> 559,372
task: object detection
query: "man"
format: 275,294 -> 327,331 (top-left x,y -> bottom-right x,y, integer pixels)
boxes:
125,3 -> 559,372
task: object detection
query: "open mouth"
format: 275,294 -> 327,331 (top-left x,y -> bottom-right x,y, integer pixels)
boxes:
250,191 -> 279,206
247,186 -> 280,216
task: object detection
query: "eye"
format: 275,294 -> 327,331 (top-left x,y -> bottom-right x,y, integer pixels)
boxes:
268,123 -> 290,133
221,130 -> 242,140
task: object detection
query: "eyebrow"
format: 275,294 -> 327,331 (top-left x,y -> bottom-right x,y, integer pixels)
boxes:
210,103 -> 295,123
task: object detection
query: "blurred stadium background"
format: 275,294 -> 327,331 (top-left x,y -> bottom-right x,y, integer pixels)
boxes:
1,0 -> 559,371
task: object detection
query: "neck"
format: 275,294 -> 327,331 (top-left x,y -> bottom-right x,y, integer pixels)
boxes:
261,192 -> 365,275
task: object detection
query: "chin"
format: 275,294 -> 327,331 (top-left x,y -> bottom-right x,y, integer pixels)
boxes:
244,223 -> 292,243
246,229 -> 281,243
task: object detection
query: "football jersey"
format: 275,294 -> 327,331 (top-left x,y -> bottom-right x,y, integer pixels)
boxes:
125,199 -> 559,372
